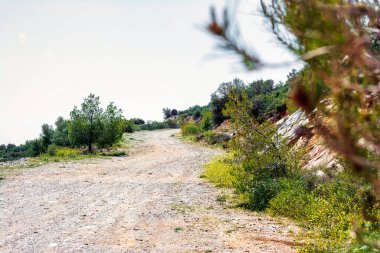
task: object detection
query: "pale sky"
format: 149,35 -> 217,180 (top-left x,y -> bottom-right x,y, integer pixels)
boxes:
0,0 -> 302,144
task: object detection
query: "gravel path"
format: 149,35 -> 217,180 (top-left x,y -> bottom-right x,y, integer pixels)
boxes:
0,129 -> 298,252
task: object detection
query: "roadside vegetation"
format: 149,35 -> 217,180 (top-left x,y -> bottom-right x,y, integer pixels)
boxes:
0,94 -> 179,169
194,0 -> 380,252
181,68 -> 379,251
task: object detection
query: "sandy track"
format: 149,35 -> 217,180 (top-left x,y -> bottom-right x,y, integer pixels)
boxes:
0,129 -> 298,252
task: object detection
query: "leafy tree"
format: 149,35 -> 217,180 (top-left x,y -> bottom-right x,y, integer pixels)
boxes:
193,110 -> 201,120
0,143 -> 30,161
162,108 -> 172,120
52,117 -> 70,147
171,109 -> 178,116
247,79 -> 274,96
200,111 -> 213,131
40,124 -> 54,152
68,94 -> 104,153
130,118 -> 145,125
125,120 -> 137,133
178,105 -> 210,119
97,103 -> 126,148
27,138 -> 44,157
68,94 -> 125,152
210,78 -> 245,125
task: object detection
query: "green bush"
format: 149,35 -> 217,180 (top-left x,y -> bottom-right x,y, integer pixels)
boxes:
193,110 -> 201,120
269,177 -> 367,252
200,111 -> 213,131
28,138 -> 44,157
52,116 -> 71,147
165,119 -> 179,129
202,154 -> 237,188
130,118 -> 145,125
178,105 -> 210,119
202,131 -> 230,146
55,147 -> 81,158
247,178 -> 282,211
0,143 -> 30,162
125,120 -> 137,133
181,122 -> 200,136
47,144 -> 58,156
268,178 -> 310,220
138,120 -> 178,131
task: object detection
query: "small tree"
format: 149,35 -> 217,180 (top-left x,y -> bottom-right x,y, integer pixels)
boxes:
68,94 -> 125,152
200,111 -> 213,131
162,108 -> 172,120
97,103 -> 126,147
130,118 -> 145,125
171,109 -> 178,117
52,116 -> 70,147
68,94 -> 103,153
210,78 -> 245,125
26,138 -> 44,157
193,110 -> 201,120
40,124 -> 54,152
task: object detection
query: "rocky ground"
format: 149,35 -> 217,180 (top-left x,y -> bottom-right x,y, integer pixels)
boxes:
0,129 -> 298,252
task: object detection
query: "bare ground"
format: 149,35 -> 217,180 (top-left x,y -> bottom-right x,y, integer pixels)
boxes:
0,129 -> 299,253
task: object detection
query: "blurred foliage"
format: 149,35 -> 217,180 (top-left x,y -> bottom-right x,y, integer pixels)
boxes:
0,143 -> 30,162
138,119 -> 179,131
208,0 -> 380,250
181,121 -> 200,136
208,0 -> 380,200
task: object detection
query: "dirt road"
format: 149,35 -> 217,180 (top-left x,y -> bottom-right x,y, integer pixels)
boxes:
0,129 -> 298,252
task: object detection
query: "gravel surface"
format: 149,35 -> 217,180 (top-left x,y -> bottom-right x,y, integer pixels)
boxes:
0,129 -> 298,252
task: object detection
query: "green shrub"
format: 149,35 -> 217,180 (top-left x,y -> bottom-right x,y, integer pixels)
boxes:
0,143 -> 30,162
125,120 -> 137,133
181,122 -> 200,136
139,120 -> 178,131
200,111 -> 213,131
130,118 -> 145,125
165,119 -> 179,129
28,138 -> 44,157
193,110 -> 201,120
47,144 -> 58,156
269,176 -> 366,252
268,178 -> 310,220
202,131 -> 230,146
247,178 -> 282,211
52,116 -> 71,147
202,154 -> 236,188
55,147 -> 81,158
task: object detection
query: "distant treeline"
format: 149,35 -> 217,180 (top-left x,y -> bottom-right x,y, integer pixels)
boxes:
179,74 -> 294,134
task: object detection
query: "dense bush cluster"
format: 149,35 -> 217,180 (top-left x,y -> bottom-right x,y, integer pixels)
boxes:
177,105 -> 210,119
210,78 -> 290,125
199,86 -> 380,251
0,144 -> 30,162
179,69 -> 379,250
124,119 -> 179,133
206,0 -> 380,250
180,76 -> 293,147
